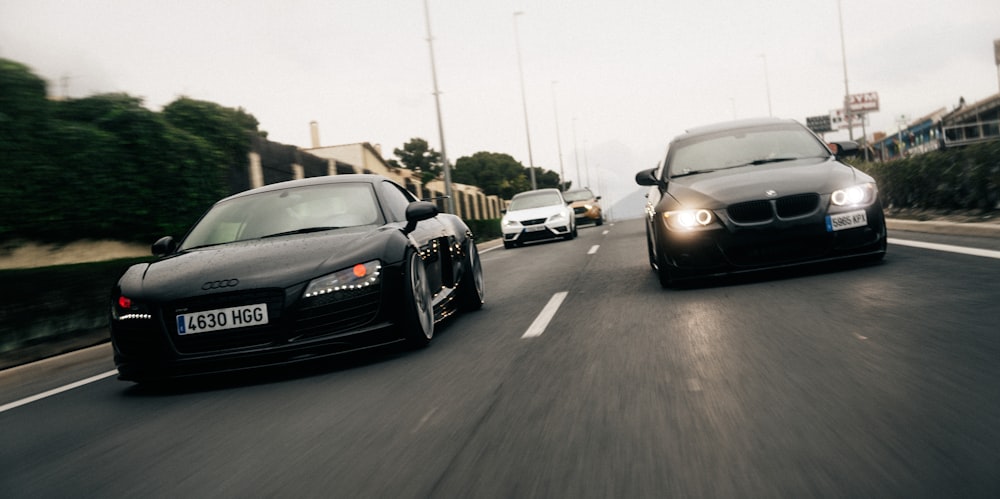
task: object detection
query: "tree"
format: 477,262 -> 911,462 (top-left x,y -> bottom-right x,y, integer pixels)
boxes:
452,151 -> 563,199
392,138 -> 442,185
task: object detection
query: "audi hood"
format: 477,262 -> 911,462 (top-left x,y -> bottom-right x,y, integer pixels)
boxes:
117,228 -> 404,302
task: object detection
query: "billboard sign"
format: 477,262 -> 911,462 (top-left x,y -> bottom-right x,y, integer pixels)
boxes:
806,115 -> 832,133
847,92 -> 879,113
830,109 -> 867,130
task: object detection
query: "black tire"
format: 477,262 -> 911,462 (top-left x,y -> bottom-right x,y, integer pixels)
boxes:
458,242 -> 485,311
596,217 -> 603,226
402,249 -> 434,348
504,241 -> 515,249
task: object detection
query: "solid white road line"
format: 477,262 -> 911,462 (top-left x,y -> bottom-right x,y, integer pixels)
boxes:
0,369 -> 117,414
522,291 -> 568,338
889,238 -> 1000,260
588,245 -> 600,255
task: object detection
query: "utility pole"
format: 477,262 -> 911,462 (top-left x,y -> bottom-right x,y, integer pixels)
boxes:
513,11 -> 537,190
422,0 -> 453,213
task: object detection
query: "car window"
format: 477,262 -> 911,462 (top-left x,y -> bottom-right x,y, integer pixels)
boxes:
563,189 -> 595,202
509,191 -> 564,210
379,180 -> 418,222
668,125 -> 829,177
180,183 -> 381,249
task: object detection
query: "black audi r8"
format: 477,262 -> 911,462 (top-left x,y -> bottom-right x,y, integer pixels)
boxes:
635,118 -> 886,287
110,174 -> 484,382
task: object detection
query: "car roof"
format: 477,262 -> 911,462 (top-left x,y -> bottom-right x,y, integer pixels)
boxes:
677,117 -> 800,140
511,188 -> 562,198
221,174 -> 390,202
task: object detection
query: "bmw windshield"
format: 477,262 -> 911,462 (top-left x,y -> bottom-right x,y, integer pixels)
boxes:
667,124 -> 831,179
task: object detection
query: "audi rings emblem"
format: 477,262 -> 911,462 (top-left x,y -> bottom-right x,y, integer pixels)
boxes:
202,279 -> 239,290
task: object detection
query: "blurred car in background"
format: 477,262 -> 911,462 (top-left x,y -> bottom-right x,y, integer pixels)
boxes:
110,174 -> 484,382
635,117 -> 887,287
562,187 -> 604,226
501,188 -> 576,249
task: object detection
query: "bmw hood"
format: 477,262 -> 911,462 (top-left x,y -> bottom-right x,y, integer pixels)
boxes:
667,157 -> 867,208
120,228 -> 399,301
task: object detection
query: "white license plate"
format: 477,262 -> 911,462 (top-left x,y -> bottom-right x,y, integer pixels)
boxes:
176,303 -> 269,335
524,225 -> 547,232
826,209 -> 868,232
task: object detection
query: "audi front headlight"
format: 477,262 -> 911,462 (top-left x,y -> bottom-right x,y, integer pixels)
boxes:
303,260 -> 381,298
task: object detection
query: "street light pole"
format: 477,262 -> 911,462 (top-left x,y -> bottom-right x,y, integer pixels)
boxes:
551,81 -> 566,190
837,0 -> 854,140
422,0 -> 453,213
760,54 -> 772,117
513,11 -> 537,190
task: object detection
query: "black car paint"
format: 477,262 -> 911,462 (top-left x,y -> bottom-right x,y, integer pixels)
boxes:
110,175 -> 481,381
636,118 -> 887,285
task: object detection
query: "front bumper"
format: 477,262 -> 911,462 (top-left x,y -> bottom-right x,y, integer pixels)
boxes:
652,203 -> 887,278
110,266 -> 409,382
502,222 -> 572,244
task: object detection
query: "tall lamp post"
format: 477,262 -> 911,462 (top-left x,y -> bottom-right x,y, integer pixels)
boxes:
551,81 -> 566,190
837,0 -> 854,141
760,54 -> 772,117
513,11 -> 537,190
422,0 -> 453,213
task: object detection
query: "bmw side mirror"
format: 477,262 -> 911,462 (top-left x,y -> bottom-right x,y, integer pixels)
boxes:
635,168 -> 659,186
828,141 -> 861,159
152,236 -> 177,257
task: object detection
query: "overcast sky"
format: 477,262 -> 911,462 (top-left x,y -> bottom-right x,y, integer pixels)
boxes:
2,0 -> 998,208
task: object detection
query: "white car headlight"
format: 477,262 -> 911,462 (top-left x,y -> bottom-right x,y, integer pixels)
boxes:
831,183 -> 877,207
502,218 -> 520,228
548,212 -> 567,223
303,260 -> 381,298
663,209 -> 716,231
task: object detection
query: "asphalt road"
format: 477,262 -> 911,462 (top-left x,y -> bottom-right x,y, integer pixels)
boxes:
2,218 -> 999,498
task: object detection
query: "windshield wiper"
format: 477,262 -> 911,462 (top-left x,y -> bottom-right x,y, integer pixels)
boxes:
671,157 -> 804,178
744,156 -> 799,166
260,226 -> 342,238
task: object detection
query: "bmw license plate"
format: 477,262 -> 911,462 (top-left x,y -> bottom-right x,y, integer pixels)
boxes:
176,304 -> 268,335
826,210 -> 868,232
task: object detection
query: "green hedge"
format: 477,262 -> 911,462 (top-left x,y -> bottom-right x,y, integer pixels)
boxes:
0,257 -> 151,355
855,141 -> 1000,212
467,218 -> 502,242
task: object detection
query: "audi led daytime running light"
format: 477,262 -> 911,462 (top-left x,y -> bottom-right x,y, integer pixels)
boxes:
118,313 -> 152,320
303,261 -> 382,298
114,294 -> 151,320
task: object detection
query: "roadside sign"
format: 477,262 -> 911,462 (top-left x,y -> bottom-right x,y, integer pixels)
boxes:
806,115 -> 832,133
847,92 -> 879,113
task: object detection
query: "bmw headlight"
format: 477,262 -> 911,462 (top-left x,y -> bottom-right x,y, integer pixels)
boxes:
831,182 -> 877,208
303,260 -> 381,298
663,209 -> 717,231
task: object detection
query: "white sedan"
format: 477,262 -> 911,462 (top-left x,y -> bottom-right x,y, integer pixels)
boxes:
501,188 -> 577,249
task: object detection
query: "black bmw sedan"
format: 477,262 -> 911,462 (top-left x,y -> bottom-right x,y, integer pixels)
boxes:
635,117 -> 886,287
110,174 -> 484,382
